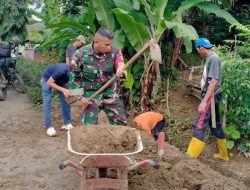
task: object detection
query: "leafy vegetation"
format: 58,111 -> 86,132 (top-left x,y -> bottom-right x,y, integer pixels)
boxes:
16,59 -> 50,108
29,0 -> 238,111
232,23 -> 250,58
0,0 -> 29,42
9,1 -> 250,155
222,58 -> 250,154
213,45 -> 250,154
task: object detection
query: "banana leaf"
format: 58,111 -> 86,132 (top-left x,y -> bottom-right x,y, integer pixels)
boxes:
92,0 -> 115,31
42,33 -> 76,48
113,0 -> 133,12
197,2 -> 238,24
165,21 -> 198,40
113,30 -> 125,49
113,8 -> 150,51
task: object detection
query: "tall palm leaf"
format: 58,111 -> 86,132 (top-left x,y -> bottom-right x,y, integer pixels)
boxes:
87,1 -> 96,33
197,2 -> 238,24
92,0 -> 115,31
42,33 -> 76,47
113,0 -> 133,12
42,15 -> 93,48
113,30 -> 126,49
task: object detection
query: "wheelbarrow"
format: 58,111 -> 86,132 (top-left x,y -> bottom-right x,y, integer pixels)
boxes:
59,127 -> 160,190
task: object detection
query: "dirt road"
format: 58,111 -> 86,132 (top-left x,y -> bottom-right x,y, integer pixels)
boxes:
0,89 -> 80,190
0,90 -> 249,190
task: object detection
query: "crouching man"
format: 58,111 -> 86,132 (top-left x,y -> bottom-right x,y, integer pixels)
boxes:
41,63 -> 73,137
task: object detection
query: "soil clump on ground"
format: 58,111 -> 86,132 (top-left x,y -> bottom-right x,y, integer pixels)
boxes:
128,133 -> 248,190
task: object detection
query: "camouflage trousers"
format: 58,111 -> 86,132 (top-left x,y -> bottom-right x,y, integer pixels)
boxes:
81,91 -> 127,126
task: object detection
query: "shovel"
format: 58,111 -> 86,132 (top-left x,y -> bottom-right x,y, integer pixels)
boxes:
69,39 -> 162,105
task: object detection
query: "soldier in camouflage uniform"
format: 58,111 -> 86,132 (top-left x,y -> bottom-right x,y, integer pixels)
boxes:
70,27 -> 127,125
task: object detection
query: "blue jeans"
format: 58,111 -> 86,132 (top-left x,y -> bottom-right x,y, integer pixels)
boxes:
41,78 -> 71,129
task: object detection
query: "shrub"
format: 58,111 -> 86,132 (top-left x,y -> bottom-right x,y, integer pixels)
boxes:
38,39 -> 71,63
225,23 -> 250,59
16,58 -> 50,108
217,47 -> 250,155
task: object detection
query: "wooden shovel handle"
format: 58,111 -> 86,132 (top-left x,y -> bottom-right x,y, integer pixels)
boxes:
211,93 -> 216,128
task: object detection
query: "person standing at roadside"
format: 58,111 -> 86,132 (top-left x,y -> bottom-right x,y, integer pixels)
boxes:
65,35 -> 85,64
186,37 -> 229,161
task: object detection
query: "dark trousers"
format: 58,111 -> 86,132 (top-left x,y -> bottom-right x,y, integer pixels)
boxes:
193,96 -> 225,141
152,118 -> 165,140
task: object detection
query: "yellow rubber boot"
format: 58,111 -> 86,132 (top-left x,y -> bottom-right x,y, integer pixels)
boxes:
187,137 -> 205,158
213,139 -> 229,161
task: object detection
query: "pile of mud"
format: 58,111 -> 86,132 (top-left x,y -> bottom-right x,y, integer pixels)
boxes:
128,133 -> 248,190
70,125 -> 137,154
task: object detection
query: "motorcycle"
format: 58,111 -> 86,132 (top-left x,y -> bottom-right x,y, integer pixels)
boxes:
0,38 -> 27,101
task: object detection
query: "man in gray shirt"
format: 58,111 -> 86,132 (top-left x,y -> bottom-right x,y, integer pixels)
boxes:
187,37 -> 229,161
65,35 -> 85,64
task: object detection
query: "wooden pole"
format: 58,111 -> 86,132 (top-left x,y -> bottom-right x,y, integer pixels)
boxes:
211,92 -> 216,128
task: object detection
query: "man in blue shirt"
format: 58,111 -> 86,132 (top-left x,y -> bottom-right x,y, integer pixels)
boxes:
41,63 -> 73,137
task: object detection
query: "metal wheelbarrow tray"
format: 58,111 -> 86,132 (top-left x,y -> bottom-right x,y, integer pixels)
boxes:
59,126 -> 159,190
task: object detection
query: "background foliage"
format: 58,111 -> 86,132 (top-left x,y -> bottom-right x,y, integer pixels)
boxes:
11,0 -> 250,154
16,59 -> 50,108
214,41 -> 250,154
0,0 -> 29,42
222,57 -> 250,154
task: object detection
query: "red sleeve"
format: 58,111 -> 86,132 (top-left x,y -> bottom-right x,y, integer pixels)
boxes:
114,49 -> 124,69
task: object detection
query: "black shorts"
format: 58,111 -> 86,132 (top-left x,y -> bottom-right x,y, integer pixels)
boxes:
152,118 -> 165,139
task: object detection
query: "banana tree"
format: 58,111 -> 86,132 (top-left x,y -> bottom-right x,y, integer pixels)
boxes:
167,0 -> 239,67
28,0 -> 63,46
29,0 -> 61,26
42,15 -> 93,47
38,0 -> 238,112
0,0 -> 29,42
41,2 -> 96,48
92,0 -> 238,111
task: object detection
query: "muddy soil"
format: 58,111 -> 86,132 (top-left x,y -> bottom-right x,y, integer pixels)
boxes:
0,89 -> 249,190
129,133 -> 248,190
70,125 -> 137,153
159,72 -> 250,188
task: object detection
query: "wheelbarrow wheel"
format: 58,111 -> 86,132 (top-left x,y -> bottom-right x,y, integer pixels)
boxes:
97,168 -> 107,178
12,73 -> 27,93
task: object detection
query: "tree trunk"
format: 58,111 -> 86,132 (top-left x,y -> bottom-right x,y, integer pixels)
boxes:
170,9 -> 199,67
140,9 -> 199,112
141,61 -> 156,112
171,38 -> 184,67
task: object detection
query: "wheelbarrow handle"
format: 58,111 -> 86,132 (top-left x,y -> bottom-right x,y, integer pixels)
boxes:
151,161 -> 160,169
59,161 -> 68,170
127,159 -> 160,170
